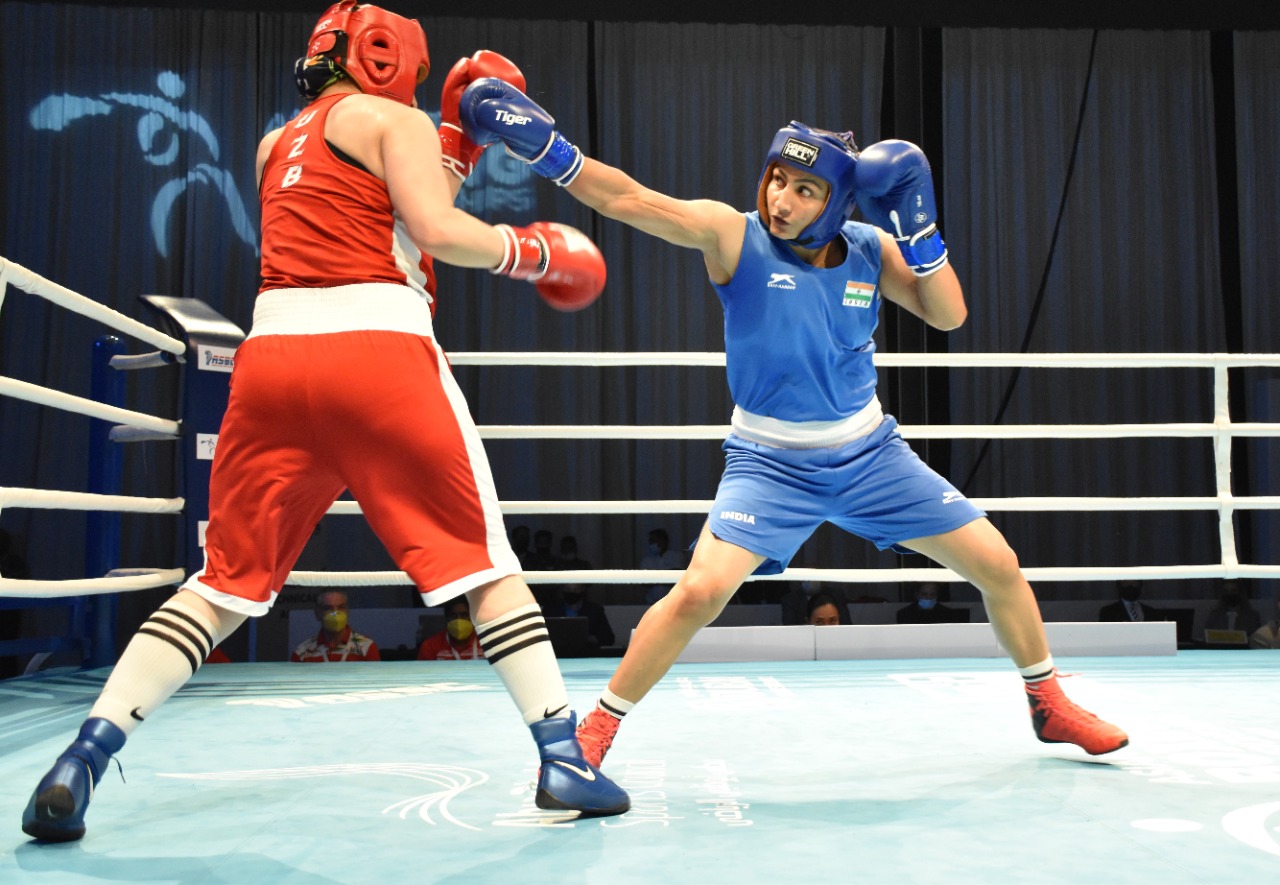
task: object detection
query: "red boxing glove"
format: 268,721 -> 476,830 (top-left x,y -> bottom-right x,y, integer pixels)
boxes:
493,222 -> 605,312
440,50 -> 526,181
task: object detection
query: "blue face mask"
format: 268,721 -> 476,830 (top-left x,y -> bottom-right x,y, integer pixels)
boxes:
918,598 -> 937,610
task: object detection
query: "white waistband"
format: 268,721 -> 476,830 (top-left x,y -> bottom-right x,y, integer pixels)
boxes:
247,283 -> 435,338
731,397 -> 884,449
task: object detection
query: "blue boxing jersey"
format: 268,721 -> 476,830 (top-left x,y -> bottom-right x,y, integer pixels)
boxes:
712,212 -> 884,422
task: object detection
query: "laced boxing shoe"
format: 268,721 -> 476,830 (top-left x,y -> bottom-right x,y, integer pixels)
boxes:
575,707 -> 621,770
530,713 -> 629,817
1026,675 -> 1129,756
23,717 -> 127,842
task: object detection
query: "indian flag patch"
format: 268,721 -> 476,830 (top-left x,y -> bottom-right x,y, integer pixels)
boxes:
842,281 -> 874,308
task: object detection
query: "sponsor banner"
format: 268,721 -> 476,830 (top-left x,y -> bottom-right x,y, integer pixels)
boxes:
197,433 -> 218,461
198,344 -> 236,373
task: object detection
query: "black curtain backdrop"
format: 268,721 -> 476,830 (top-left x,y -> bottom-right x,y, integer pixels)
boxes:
2,3 -> 1277,620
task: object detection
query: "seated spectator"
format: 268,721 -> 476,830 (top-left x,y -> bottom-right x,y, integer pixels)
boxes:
780,582 -> 854,625
1204,579 -> 1263,642
896,582 -> 968,624
291,590 -> 381,662
558,535 -> 592,571
1098,580 -> 1161,622
417,597 -> 483,661
641,527 -> 686,604
525,529 -> 558,570
543,584 -> 615,649
806,592 -> 844,626
1251,598 -> 1280,649
509,524 -> 532,570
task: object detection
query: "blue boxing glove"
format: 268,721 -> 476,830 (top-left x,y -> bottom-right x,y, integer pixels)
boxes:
458,77 -> 584,187
854,140 -> 948,276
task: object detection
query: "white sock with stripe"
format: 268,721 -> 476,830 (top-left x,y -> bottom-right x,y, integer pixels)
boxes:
88,597 -> 227,737
1019,655 -> 1056,685
475,603 -> 571,726
597,687 -> 635,720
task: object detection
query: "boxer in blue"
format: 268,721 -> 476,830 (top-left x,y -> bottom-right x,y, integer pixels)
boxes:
460,83 -> 1129,765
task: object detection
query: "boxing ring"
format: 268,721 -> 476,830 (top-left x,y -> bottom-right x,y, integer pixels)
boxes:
2,258 -> 1279,881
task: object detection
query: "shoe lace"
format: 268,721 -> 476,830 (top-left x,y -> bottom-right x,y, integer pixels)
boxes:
1032,687 -> 1102,728
582,713 -> 619,755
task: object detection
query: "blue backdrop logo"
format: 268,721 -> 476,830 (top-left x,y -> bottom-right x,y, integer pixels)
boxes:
29,71 -> 259,259
29,74 -> 536,260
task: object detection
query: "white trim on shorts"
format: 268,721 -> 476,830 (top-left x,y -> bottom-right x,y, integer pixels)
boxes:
182,564 -> 279,617
731,396 -> 885,449
248,283 -> 435,338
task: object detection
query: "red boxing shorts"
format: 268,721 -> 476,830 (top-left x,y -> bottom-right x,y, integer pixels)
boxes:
183,287 -> 520,615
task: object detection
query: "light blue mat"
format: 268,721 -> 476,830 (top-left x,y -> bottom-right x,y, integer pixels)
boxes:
1,653 -> 1277,883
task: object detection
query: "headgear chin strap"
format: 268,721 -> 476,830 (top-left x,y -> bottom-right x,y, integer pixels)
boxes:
294,1 -> 429,106
757,121 -> 861,247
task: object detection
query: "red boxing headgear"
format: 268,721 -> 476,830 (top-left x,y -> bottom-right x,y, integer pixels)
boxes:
297,1 -> 429,106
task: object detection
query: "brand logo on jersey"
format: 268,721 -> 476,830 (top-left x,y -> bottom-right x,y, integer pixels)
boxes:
720,510 -> 756,525
843,281 -> 874,308
767,273 -> 796,289
493,110 -> 532,127
915,212 -> 928,224
941,491 -> 965,505
780,138 -> 819,167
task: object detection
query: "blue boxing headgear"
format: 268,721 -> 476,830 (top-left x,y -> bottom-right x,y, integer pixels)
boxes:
756,121 -> 860,247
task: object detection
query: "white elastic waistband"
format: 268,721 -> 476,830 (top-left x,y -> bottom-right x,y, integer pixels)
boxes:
248,283 -> 435,338
731,397 -> 884,449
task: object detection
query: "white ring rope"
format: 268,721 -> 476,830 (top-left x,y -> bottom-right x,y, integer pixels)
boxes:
0,256 -> 185,355
473,422 -> 1280,440
0,569 -> 187,598
448,351 -> 1280,369
324,495 -> 1280,516
0,488 -> 184,514
286,564 -> 1277,587
6,338 -> 1280,596
0,258 -> 189,598
0,376 -> 180,435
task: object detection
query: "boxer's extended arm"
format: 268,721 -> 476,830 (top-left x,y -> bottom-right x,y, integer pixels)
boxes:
458,79 -> 744,279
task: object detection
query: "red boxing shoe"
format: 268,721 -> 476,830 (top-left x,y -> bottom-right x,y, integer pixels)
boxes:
576,708 -> 622,769
1026,675 -> 1129,755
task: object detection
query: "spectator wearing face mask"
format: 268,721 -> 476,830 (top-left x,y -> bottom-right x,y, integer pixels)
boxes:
896,581 -> 968,624
417,597 -> 484,661
291,590 -> 381,662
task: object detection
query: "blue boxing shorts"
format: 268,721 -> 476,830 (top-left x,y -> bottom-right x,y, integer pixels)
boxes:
706,416 -> 985,575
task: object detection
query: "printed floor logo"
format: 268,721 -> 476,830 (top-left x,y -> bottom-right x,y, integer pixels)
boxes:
224,682 -> 482,708
676,674 -> 796,710
160,762 -> 488,830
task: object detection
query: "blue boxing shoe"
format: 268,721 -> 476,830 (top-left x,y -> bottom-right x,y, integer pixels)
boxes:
531,713 -> 629,818
22,718 -> 126,842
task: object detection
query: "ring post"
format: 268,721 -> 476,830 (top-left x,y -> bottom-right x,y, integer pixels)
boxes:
140,296 -> 245,624
85,334 -> 127,668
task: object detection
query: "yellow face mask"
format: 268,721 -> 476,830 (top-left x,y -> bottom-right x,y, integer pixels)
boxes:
446,617 -> 474,641
322,610 -> 348,634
